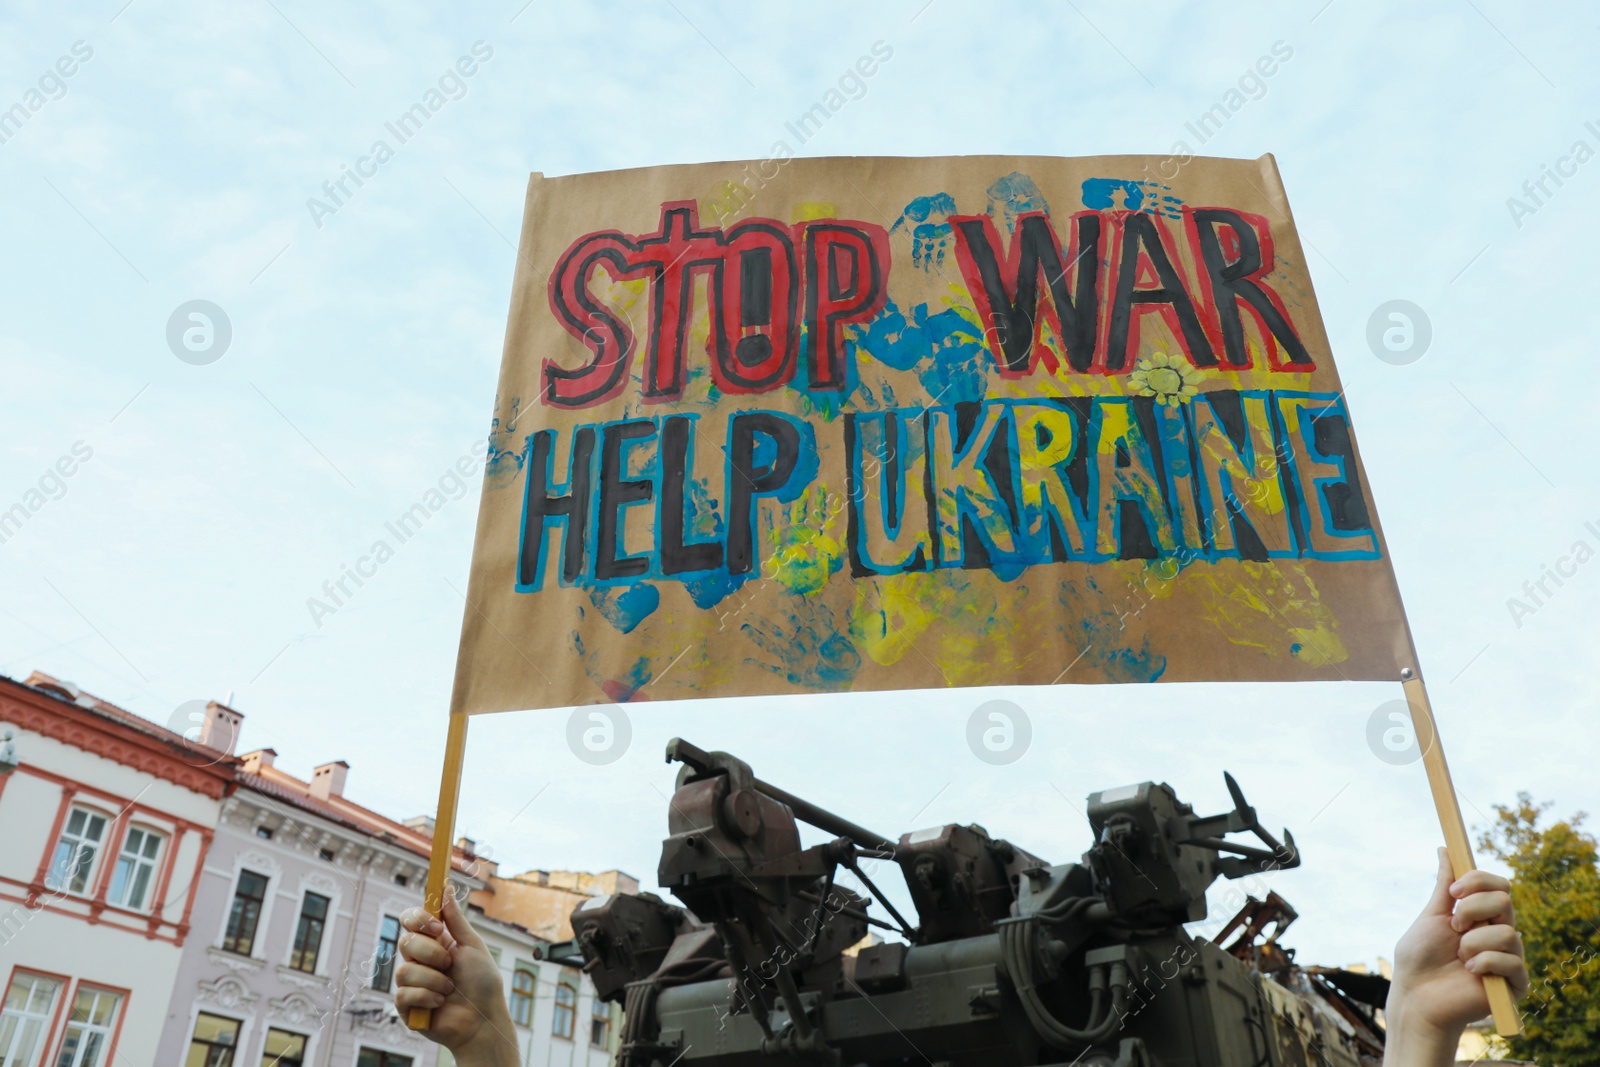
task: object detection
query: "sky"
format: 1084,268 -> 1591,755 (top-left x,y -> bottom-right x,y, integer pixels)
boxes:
1,0 -> 1595,969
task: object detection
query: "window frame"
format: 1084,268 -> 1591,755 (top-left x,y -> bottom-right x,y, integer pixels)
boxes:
508,965 -> 536,1028
258,1028 -> 307,1067
286,892 -> 330,974
184,1012 -> 242,1067
44,806 -> 113,896
588,995 -> 611,1048
0,969 -> 67,1067
551,980 -> 577,1041
220,870 -> 269,956
105,825 -> 165,913
50,984 -> 123,1067
352,1047 -> 412,1067
370,916 -> 401,992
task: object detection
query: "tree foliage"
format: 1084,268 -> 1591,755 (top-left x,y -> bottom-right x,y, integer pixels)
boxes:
1478,793 -> 1600,1066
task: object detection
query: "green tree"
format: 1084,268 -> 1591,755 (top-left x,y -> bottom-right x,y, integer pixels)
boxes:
1478,793 -> 1600,1066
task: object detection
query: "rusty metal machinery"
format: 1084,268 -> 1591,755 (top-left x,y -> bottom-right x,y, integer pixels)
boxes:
549,739 -> 1386,1067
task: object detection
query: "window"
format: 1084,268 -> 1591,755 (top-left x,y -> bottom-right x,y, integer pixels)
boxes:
259,1029 -> 305,1067
184,1014 -> 240,1067
45,807 -> 109,894
371,916 -> 401,991
317,850 -> 335,863
551,982 -> 576,1040
53,988 -> 120,1067
354,1050 -> 410,1067
0,973 -> 63,1067
107,827 -> 164,911
589,998 -> 610,1048
508,967 -> 535,1027
255,828 -> 273,840
287,892 -> 329,973
392,874 -> 407,887
221,871 -> 268,955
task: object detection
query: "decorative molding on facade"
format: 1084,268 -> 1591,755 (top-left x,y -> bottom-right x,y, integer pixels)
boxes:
266,991 -> 328,1028
299,871 -> 339,898
0,688 -> 235,799
218,793 -> 455,895
347,999 -> 429,1045
275,965 -> 332,991
235,848 -> 285,875
196,975 -> 259,1011
206,946 -> 266,975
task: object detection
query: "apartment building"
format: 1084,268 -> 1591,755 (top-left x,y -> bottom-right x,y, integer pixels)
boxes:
154,713 -> 614,1067
0,672 -> 238,1067
0,671 -> 617,1067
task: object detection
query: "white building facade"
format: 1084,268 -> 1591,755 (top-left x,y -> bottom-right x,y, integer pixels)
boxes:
0,673 -> 616,1067
0,673 -> 237,1067
472,913 -> 617,1067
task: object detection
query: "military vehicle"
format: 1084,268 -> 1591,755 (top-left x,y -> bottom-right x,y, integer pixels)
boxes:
546,739 -> 1387,1066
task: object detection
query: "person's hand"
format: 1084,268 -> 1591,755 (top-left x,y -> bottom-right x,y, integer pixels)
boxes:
395,892 -> 517,1067
1383,848 -> 1529,1066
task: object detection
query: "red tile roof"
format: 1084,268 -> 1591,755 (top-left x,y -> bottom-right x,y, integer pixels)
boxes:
24,670 -> 235,758
14,671 -> 471,871
236,764 -> 473,871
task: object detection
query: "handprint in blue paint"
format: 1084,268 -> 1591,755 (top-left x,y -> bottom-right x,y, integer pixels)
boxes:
853,298 -> 990,405
741,597 -> 862,690
1081,177 -> 1185,220
889,192 -> 958,273
985,172 -> 1052,232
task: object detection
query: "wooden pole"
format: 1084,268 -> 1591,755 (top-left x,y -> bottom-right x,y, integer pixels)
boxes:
407,711 -> 472,1032
1401,671 -> 1521,1036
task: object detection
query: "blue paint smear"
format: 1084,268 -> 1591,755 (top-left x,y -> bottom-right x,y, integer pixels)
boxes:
889,192 -> 958,272
854,299 -> 990,405
788,325 -> 870,418
990,559 -> 1027,583
680,474 -> 751,609
485,400 -> 529,491
624,655 -> 652,689
686,569 -> 749,610
741,597 -> 861,690
986,172 -> 1051,232
685,474 -> 722,541
589,583 -> 661,634
1080,177 -> 1185,220
777,423 -> 821,506
1057,578 -> 1167,682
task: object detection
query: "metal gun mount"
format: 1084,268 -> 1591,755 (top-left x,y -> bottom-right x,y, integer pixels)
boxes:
558,739 -> 1384,1067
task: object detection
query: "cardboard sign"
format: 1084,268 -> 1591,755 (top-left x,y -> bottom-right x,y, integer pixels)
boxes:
450,154 -> 1413,714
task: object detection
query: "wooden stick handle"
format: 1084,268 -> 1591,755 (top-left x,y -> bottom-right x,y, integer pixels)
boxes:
1402,674 -> 1521,1036
407,712 -> 472,1032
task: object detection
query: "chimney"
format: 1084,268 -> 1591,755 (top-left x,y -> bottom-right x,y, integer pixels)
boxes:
404,815 -> 436,837
310,761 -> 349,800
200,701 -> 243,754
240,748 -> 277,774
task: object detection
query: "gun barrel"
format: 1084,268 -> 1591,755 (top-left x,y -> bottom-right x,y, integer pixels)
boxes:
753,777 -> 891,851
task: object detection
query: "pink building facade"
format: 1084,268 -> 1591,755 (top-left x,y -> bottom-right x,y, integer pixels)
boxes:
153,722 -> 616,1067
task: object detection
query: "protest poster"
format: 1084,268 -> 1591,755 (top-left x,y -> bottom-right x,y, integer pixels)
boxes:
449,153 -> 1413,714
411,154 -> 1518,1036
